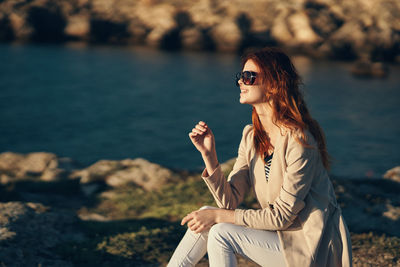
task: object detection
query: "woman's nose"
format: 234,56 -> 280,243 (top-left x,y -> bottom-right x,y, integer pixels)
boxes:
237,78 -> 243,87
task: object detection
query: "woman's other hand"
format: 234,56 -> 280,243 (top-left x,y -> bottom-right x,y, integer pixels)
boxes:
181,209 -> 217,234
189,121 -> 216,156
181,208 -> 236,233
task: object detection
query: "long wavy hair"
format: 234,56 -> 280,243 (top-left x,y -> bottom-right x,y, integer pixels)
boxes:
241,47 -> 330,170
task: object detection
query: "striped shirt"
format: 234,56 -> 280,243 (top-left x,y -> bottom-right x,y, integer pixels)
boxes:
264,153 -> 273,181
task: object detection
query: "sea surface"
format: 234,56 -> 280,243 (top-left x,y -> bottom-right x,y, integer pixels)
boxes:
1,43 -> 399,178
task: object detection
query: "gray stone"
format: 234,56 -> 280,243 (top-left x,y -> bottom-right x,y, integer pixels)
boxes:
383,166 -> 400,183
0,152 -> 78,183
71,157 -> 179,191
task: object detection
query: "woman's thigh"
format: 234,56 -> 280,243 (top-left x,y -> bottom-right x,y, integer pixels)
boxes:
207,223 -> 286,267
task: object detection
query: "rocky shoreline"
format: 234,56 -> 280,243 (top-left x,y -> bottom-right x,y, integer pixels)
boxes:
0,151 -> 399,266
1,0 -> 399,65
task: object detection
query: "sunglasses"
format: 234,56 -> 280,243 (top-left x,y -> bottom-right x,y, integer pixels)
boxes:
235,71 -> 258,87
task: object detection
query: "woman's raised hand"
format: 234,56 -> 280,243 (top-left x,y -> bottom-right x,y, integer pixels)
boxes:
189,121 -> 215,156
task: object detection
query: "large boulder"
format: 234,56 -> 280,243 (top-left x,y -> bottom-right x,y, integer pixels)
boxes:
210,19 -> 242,52
0,152 -> 79,183
71,158 -> 179,191
320,20 -> 366,59
270,9 -> 293,45
287,11 -> 323,46
136,4 -> 177,48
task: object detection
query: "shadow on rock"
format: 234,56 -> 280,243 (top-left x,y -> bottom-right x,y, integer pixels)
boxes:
333,177 -> 400,237
28,5 -> 67,42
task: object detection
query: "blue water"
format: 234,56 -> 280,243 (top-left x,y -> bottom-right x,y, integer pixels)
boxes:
1,43 -> 399,178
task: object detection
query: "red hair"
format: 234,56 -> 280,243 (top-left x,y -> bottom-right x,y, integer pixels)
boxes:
242,47 -> 330,170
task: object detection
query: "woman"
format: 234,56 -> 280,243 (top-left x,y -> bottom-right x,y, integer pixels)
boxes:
167,47 -> 352,267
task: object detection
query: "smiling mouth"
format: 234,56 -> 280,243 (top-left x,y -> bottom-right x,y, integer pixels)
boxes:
240,89 -> 248,93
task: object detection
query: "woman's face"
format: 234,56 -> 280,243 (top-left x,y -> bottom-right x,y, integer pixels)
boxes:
238,59 -> 265,105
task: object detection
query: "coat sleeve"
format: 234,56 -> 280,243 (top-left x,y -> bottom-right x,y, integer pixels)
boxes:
201,125 -> 252,209
234,132 -> 319,230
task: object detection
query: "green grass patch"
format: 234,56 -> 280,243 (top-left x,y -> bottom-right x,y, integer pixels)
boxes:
87,175 -> 217,221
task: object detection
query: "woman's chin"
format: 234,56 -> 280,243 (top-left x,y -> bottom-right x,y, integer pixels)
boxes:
239,98 -> 251,105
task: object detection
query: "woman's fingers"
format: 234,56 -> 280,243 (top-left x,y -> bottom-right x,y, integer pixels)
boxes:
188,220 -> 197,229
193,224 -> 204,234
190,221 -> 202,232
192,128 -> 203,135
181,213 -> 193,225
195,124 -> 207,132
188,121 -> 209,137
191,223 -> 200,233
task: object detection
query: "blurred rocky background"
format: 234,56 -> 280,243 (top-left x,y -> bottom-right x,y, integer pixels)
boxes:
1,0 -> 399,65
0,151 -> 399,266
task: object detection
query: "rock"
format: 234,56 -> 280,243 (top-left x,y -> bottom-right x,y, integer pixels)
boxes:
8,12 -> 26,38
64,14 -> 90,39
1,0 -> 400,61
304,1 -> 344,39
383,166 -> 400,182
89,18 -> 130,44
78,212 -> 110,221
0,15 -> 14,41
270,9 -> 293,44
0,151 -> 24,173
181,27 -> 204,50
210,19 -> 242,52
321,20 -> 365,60
366,19 -> 396,62
331,177 -> 400,237
187,0 -> 221,29
350,58 -> 389,78
287,11 -> 323,46
80,183 -> 103,197
71,159 -> 122,184
27,5 -> 67,42
0,201 -> 84,266
72,158 -> 179,191
127,19 -> 149,44
20,152 -> 57,176
382,203 -> 400,221
136,4 -> 177,48
0,152 -> 80,183
107,158 -> 178,190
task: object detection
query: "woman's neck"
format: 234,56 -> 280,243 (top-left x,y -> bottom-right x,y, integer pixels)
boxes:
253,103 -> 281,146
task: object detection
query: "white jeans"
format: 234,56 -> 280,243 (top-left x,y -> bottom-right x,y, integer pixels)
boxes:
167,206 -> 286,267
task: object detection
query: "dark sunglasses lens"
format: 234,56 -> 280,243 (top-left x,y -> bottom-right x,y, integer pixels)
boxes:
235,71 -> 256,86
242,71 -> 252,85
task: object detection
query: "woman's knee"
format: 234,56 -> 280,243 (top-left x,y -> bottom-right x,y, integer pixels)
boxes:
207,223 -> 235,249
209,223 -> 231,236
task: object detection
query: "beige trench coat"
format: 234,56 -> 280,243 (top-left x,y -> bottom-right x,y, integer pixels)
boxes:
201,125 -> 352,267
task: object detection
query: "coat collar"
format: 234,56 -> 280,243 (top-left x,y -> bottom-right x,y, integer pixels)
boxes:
252,127 -> 288,183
